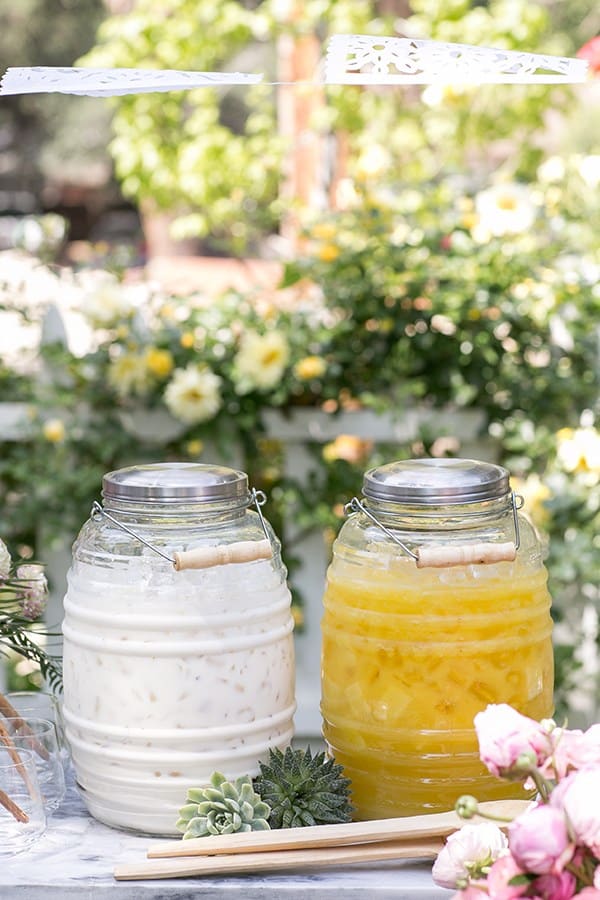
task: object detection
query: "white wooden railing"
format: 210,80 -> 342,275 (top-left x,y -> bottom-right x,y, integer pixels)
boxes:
0,307 -> 496,735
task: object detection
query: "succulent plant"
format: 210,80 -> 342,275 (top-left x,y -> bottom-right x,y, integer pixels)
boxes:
176,771 -> 271,839
254,746 -> 354,829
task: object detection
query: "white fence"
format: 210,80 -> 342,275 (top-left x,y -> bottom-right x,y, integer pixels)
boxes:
0,308 -> 495,735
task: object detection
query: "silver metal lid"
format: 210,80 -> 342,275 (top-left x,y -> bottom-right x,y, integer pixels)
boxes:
102,463 -> 249,503
363,458 -> 510,506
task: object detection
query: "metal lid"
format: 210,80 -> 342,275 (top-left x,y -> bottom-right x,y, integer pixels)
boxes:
102,463 -> 249,503
363,458 -> 510,506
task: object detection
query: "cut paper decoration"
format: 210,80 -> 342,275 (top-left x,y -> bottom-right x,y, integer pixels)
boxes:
324,35 -> 589,85
0,67 -> 263,97
0,37 -> 589,98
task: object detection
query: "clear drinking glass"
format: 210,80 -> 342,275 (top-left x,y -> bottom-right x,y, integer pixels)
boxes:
4,690 -> 68,759
1,718 -> 66,814
0,747 -> 46,855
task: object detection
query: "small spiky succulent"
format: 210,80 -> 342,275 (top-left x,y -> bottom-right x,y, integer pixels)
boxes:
176,772 -> 271,839
254,746 -> 354,829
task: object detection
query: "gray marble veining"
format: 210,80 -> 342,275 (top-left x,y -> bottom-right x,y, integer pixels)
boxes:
1,771 -> 453,899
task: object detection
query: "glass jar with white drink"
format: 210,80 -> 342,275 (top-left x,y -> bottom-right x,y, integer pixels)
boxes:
62,463 -> 296,835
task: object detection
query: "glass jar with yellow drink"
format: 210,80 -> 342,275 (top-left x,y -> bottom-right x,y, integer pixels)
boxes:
321,458 -> 553,819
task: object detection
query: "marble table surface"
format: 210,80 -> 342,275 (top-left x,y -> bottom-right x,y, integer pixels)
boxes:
1,773 -> 454,899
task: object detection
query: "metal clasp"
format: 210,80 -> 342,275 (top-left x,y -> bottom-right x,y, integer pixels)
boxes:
251,488 -> 271,542
344,496 -> 419,561
91,500 -> 175,564
512,491 -> 523,551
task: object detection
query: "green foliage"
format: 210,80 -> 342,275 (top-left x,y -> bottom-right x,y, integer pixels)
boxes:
0,545 -> 61,692
79,0 -> 586,250
80,0 -> 282,251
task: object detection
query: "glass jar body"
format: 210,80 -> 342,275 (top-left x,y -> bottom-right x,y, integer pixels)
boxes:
62,497 -> 295,835
321,497 -> 553,819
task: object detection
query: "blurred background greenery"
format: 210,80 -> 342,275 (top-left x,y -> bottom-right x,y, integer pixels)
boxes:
0,0 -> 599,720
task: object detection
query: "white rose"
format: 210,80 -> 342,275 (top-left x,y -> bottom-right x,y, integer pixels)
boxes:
108,352 -> 151,398
82,275 -> 138,326
474,183 -> 536,237
164,366 -> 222,425
233,330 -> 289,393
432,823 -> 508,889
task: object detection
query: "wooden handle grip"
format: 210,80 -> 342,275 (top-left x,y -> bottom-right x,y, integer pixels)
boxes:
174,539 -> 272,571
416,541 -> 516,568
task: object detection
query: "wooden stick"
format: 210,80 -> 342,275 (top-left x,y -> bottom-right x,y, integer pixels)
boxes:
116,838 -> 444,881
0,694 -> 22,721
0,720 -> 36,797
0,787 -> 28,824
148,799 -> 529,859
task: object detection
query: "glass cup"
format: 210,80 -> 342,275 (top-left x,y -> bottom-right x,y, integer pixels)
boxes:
4,690 -> 68,760
0,746 -> 46,855
1,718 -> 66,814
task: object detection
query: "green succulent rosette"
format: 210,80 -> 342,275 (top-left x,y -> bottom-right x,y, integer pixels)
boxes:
255,746 -> 354,829
176,771 -> 271,839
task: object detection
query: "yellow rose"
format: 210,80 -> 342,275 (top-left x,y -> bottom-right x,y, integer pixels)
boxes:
322,435 -> 373,465
317,243 -> 340,263
310,222 -> 337,241
180,332 -> 195,349
185,439 -> 204,457
294,355 -> 326,381
512,474 -> 551,528
145,348 -> 174,379
43,418 -> 66,443
556,427 -> 600,473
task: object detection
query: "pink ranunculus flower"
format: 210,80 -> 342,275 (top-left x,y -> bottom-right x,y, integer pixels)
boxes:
485,853 -> 528,898
509,804 -> 574,875
432,823 -> 508,889
576,891 -> 600,899
550,769 -> 600,857
530,871 -> 577,900
474,704 -> 552,779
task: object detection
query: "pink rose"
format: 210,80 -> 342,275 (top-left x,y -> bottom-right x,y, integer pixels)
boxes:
531,871 -> 577,900
509,804 -> 574,875
576,891 -> 600,899
432,823 -> 508,889
486,853 -> 528,898
474,704 -> 551,779
542,726 -> 600,780
577,36 -> 600,75
550,770 -> 600,857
